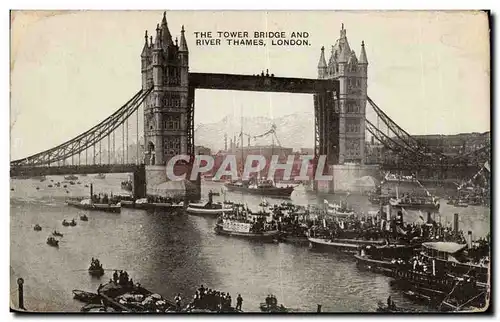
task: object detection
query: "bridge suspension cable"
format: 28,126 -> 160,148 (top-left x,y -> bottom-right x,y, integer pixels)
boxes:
11,87 -> 152,167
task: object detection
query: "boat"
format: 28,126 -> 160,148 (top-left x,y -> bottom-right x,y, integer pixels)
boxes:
389,196 -> 440,211
259,295 -> 288,313
73,290 -> 101,304
64,175 -> 78,181
134,198 -> 184,212
98,281 -> 177,312
419,241 -> 489,284
214,218 -> 279,241
48,184 -> 53,188
354,244 -> 419,274
225,179 -> 295,198
88,259 -> 104,278
66,198 -> 121,213
52,230 -> 63,237
70,181 -> 75,185
33,224 -> 42,231
307,236 -> 387,254
187,201 -> 233,216
80,214 -> 89,221
69,219 -> 77,227
47,236 -> 59,247
62,220 -> 70,227
95,173 -> 106,179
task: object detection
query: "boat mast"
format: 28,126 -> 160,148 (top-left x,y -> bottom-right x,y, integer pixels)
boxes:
240,108 -> 244,181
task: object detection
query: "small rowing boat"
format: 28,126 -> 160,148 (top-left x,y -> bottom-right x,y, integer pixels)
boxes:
73,290 -> 101,304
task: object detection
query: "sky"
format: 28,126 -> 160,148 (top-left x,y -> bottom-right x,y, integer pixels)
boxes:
10,10 -> 490,160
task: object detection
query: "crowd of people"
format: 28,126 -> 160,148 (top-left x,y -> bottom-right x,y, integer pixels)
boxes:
185,285 -> 243,312
146,195 -> 184,204
91,193 -> 120,205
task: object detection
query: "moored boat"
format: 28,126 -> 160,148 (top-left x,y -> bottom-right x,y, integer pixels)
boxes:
34,224 -> 42,231
66,198 -> 121,213
80,214 -> 89,221
64,175 -> 78,181
62,220 -> 70,226
73,289 -> 101,304
307,236 -> 387,254
134,198 -> 184,212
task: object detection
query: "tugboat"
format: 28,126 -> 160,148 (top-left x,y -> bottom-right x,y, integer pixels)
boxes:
259,295 -> 288,312
80,214 -> 89,221
225,178 -> 295,198
52,230 -> 63,237
34,224 -> 42,231
187,191 -> 233,216
47,236 -> 59,247
88,258 -> 105,277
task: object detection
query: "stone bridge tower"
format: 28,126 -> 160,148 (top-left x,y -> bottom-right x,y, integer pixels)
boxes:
317,24 -> 368,165
141,12 -> 190,189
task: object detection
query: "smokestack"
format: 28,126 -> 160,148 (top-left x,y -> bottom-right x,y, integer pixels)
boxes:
427,212 -> 432,224
371,136 -> 375,145
453,213 -> 459,233
467,231 -> 473,249
224,133 -> 228,151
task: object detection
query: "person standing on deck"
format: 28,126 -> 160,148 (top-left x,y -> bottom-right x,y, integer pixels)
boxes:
236,294 -> 243,310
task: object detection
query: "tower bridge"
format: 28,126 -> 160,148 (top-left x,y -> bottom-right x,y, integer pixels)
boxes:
10,12 -> 490,198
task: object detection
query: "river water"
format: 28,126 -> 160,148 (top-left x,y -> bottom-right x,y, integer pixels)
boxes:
10,174 -> 490,312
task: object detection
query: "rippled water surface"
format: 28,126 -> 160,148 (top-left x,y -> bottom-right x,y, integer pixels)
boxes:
10,174 -> 490,312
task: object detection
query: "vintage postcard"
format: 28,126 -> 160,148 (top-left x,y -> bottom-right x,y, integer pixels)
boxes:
10,10 -> 491,313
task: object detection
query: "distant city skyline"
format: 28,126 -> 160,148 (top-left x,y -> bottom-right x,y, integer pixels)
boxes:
10,11 -> 490,160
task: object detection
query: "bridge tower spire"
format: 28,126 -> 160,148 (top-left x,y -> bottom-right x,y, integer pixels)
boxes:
317,46 -> 327,79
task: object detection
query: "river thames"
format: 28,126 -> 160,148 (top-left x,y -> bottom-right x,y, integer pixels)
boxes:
10,174 -> 490,312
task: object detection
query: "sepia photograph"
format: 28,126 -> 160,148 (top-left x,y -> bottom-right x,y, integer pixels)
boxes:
9,10 -> 491,313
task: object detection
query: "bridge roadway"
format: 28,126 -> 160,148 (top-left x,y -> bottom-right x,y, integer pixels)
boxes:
10,164 -> 147,198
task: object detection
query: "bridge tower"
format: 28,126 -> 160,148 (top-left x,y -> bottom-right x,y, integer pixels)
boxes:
141,12 -> 191,191
317,23 -> 368,165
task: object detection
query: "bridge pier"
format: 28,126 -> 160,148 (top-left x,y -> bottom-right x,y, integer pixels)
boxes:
132,164 -> 147,199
